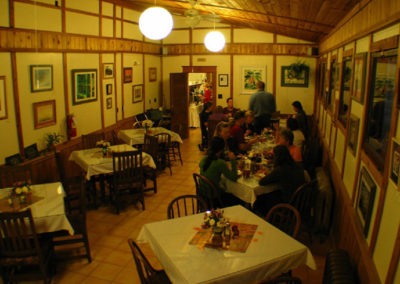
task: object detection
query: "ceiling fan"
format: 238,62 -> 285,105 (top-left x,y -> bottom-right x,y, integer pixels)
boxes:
180,0 -> 220,28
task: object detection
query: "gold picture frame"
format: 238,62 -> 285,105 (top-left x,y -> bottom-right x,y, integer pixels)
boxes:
33,100 -> 56,129
132,84 -> 143,103
149,67 -> 157,82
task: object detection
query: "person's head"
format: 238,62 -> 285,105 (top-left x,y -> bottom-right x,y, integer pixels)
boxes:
256,81 -> 265,91
226,97 -> 233,108
273,145 -> 294,166
233,110 -> 245,125
278,129 -> 294,146
214,121 -> 231,140
244,110 -> 254,124
214,105 -> 224,114
292,101 -> 303,112
286,117 -> 299,130
208,136 -> 225,156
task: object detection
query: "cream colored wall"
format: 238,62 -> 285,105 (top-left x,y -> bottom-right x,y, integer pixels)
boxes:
319,21 -> 400,283
0,0 -> 9,27
144,54 -> 162,109
102,53 -> 116,128
0,53 -> 19,162
16,53 -> 65,150
67,53 -> 101,136
122,53 -> 144,117
334,130 -> 345,174
275,56 -> 316,115
14,2 -> 61,32
233,29 -> 274,43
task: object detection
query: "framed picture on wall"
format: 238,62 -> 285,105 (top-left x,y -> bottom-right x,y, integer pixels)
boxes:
281,65 -> 309,87
352,53 -> 367,104
390,138 -> 400,185
348,114 -> 360,156
103,63 -> 114,79
30,65 -> 53,92
33,100 -> 56,129
123,67 -> 133,83
0,76 -> 7,120
106,98 -> 112,109
72,69 -> 97,105
132,84 -> 143,103
356,167 -> 376,237
106,83 -> 112,95
241,66 -> 265,93
218,74 -> 228,87
149,67 -> 157,82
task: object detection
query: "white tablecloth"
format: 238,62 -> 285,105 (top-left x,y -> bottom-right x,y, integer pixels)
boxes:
221,176 -> 279,206
117,127 -> 183,146
137,205 -> 316,284
69,144 -> 156,180
0,182 -> 74,235
189,103 -> 202,128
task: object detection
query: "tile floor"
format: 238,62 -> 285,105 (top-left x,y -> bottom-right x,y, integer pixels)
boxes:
50,128 -> 329,284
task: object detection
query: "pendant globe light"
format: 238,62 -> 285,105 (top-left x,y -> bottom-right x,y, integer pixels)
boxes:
204,30 -> 225,52
139,6 -> 173,40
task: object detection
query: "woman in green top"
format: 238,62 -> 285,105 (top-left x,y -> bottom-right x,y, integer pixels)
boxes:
199,136 -> 242,208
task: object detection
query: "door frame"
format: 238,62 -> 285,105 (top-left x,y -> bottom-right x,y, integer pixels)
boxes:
182,66 -> 217,107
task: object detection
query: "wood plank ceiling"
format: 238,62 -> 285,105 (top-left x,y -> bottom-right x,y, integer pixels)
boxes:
123,0 -> 361,42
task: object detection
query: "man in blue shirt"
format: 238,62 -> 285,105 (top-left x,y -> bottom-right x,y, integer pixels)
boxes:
249,81 -> 276,134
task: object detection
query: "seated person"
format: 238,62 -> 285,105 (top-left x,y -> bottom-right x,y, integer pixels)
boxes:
199,136 -> 242,207
286,117 -> 305,149
253,145 -> 306,217
242,110 -> 256,136
214,121 -> 238,157
230,111 -> 258,153
277,129 -> 303,164
223,97 -> 239,120
198,102 -> 213,151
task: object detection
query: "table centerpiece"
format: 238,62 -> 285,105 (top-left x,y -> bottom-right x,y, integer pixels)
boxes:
9,181 -> 32,205
96,140 -> 111,157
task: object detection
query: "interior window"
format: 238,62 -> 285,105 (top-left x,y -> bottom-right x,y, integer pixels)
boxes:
363,49 -> 397,171
338,56 -> 352,127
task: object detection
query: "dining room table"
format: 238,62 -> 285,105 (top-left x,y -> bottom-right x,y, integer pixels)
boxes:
68,144 -> 156,180
0,182 -> 74,235
137,205 -> 316,284
117,127 -> 183,146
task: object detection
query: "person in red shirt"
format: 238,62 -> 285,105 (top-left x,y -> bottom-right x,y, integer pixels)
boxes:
203,83 -> 212,104
230,111 -> 258,153
277,129 -> 303,164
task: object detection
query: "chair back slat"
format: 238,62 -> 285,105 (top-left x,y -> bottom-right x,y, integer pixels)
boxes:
192,173 -> 222,209
167,195 -> 208,219
265,203 -> 301,238
81,132 -> 105,149
0,165 -> 33,188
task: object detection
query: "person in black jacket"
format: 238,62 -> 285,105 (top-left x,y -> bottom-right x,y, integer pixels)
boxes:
198,102 -> 213,151
292,101 -> 308,139
253,145 -> 306,217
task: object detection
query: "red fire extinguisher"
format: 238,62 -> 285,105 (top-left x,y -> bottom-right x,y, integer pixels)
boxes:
67,114 -> 77,139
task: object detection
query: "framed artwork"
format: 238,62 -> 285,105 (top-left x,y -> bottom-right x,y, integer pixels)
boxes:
242,67 -> 265,93
33,100 -> 56,129
123,67 -> 133,83
390,138 -> 400,184
30,65 -> 53,92
149,67 -> 157,82
24,143 -> 39,160
281,66 -> 309,87
103,63 -> 114,79
106,97 -> 112,109
218,74 -> 228,87
348,115 -> 360,156
356,167 -> 376,237
0,76 -> 7,120
132,84 -> 143,103
106,83 -> 112,95
72,69 -> 97,105
5,153 -> 23,166
352,53 -> 367,103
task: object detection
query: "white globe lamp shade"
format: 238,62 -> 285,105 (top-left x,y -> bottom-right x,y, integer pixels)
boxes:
204,31 -> 226,52
139,7 -> 173,40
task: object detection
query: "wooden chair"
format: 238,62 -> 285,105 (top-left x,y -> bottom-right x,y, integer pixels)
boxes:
111,150 -> 145,214
167,194 -> 208,219
192,173 -> 222,209
52,172 -> 92,263
154,132 -> 172,175
0,164 -> 33,188
265,203 -> 301,238
127,239 -> 171,284
0,209 -> 53,284
289,180 -> 318,241
142,134 -> 158,194
81,132 -> 105,149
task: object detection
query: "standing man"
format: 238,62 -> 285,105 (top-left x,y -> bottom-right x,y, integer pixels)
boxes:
249,81 -> 276,134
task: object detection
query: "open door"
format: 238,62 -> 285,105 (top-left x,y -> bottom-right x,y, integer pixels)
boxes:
170,73 -> 189,139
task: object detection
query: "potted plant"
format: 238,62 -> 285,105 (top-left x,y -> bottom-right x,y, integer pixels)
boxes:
288,61 -> 309,80
45,132 -> 63,152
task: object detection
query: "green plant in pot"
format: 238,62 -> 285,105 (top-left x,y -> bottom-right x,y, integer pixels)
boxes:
288,61 -> 309,80
45,132 -> 63,152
